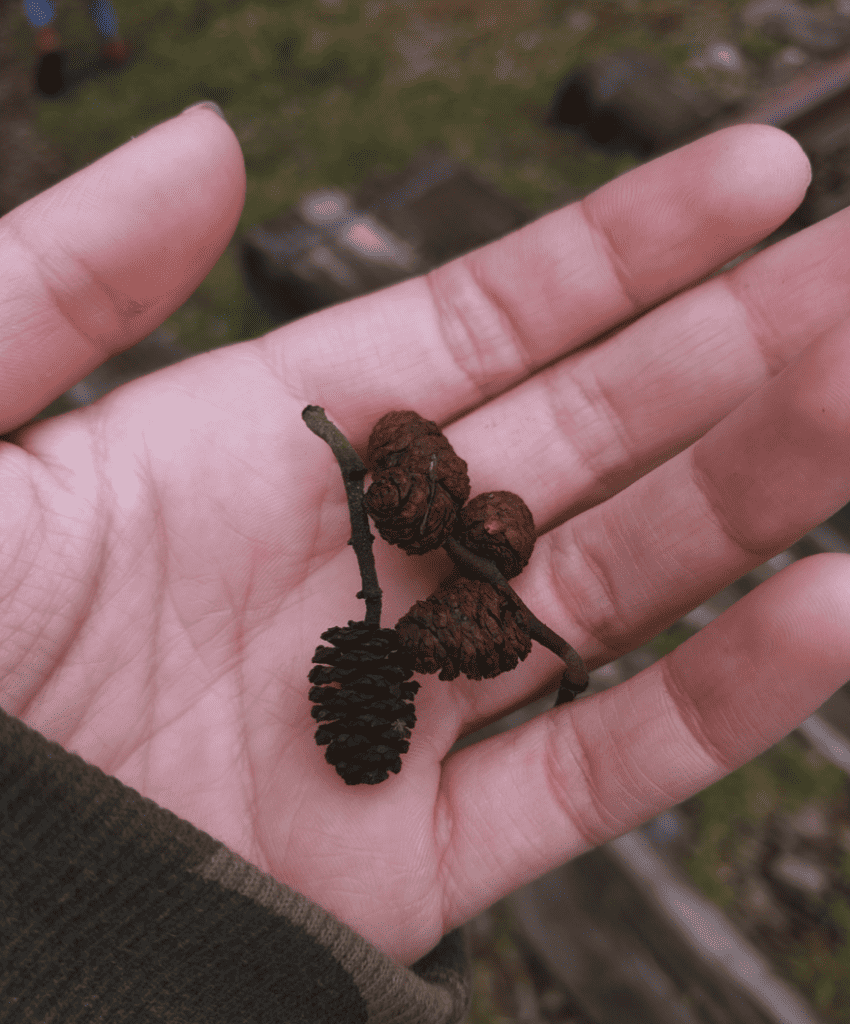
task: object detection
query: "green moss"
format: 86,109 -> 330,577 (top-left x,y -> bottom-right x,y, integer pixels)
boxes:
786,902 -> 850,1019
681,733 -> 850,1021
737,29 -> 786,67
682,822 -> 738,909
764,737 -> 847,811
686,734 -> 847,837
466,902 -> 529,1024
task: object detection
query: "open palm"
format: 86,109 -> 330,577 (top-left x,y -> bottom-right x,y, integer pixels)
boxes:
4,108 -> 850,969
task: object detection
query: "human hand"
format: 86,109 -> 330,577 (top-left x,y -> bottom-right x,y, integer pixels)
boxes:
3,108 -> 849,969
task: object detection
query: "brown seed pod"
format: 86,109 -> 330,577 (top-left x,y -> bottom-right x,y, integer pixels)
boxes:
395,576 -> 532,681
364,410 -> 470,555
454,490 -> 535,579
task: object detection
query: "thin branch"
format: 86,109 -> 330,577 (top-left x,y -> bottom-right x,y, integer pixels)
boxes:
302,406 -> 383,626
443,535 -> 589,705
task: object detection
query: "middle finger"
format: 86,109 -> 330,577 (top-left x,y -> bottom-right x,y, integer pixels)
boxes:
445,199 -> 850,533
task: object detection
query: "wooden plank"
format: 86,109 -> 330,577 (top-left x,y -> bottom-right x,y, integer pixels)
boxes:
509,835 -> 825,1024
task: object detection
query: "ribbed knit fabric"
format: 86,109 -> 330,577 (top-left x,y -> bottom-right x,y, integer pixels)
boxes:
0,707 -> 471,1023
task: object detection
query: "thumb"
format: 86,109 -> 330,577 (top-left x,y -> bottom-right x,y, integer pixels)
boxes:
0,105 -> 245,432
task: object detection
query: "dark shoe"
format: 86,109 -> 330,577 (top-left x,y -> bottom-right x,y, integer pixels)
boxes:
101,38 -> 130,69
35,50 -> 64,97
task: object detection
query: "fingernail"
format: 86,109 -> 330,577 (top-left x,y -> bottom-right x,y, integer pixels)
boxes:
181,100 -> 227,121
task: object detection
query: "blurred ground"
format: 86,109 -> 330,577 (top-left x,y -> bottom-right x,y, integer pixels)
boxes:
0,3 -> 66,217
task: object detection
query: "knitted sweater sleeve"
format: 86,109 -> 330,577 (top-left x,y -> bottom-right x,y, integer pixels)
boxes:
0,707 -> 471,1024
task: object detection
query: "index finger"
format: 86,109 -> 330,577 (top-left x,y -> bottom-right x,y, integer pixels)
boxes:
271,125 -> 811,440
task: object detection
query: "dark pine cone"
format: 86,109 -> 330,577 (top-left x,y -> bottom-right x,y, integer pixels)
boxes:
454,490 -> 536,579
308,621 -> 419,786
395,576 -> 532,681
364,410 -> 470,555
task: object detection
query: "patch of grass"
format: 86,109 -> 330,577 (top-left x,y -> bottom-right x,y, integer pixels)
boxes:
466,901 -> 538,1024
681,734 -> 850,1021
788,897 -> 850,1019
737,28 -> 786,67
18,0 -> 725,356
684,735 -> 847,873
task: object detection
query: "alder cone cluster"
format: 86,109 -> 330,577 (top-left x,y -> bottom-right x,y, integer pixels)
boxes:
308,621 -> 419,785
305,404 -> 586,787
396,577 -> 532,681
364,410 -> 470,555
454,490 -> 535,579
362,411 -> 539,684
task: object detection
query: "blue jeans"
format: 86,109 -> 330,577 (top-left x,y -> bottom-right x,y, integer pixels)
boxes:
24,1 -> 119,39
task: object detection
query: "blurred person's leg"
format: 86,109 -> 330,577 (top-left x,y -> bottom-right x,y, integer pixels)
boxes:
23,0 -> 55,29
25,0 -> 63,96
24,0 -> 59,53
89,1 -> 129,67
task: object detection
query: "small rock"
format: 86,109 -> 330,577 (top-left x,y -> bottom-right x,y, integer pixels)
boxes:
538,987 -> 569,1015
767,44 -> 810,84
687,39 -> 752,105
390,16 -> 455,83
515,28 -> 541,51
494,50 -> 518,82
689,39 -> 748,76
741,875 -> 790,931
768,853 -> 829,897
715,861 -> 735,885
566,9 -> 595,34
785,803 -> 831,842
736,835 -> 767,869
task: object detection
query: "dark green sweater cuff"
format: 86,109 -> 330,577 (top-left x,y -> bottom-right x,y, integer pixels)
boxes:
0,707 -> 470,1023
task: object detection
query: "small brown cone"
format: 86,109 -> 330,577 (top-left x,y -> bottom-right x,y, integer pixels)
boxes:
365,410 -> 470,555
454,490 -> 535,579
395,576 -> 532,681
